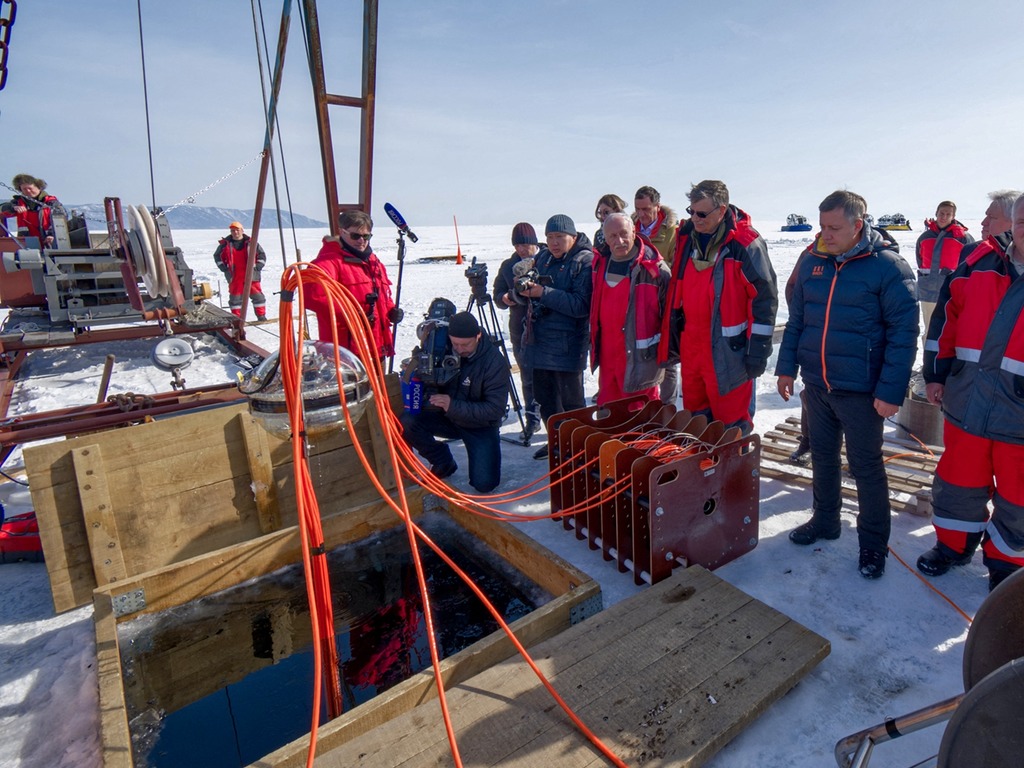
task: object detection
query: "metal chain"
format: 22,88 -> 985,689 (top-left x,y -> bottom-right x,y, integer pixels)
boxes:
155,150 -> 266,219
0,0 -> 15,91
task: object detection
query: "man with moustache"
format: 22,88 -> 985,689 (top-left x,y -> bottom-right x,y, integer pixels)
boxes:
589,213 -> 670,405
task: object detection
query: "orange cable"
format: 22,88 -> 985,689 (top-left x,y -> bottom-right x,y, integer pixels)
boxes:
281,264 -> 630,767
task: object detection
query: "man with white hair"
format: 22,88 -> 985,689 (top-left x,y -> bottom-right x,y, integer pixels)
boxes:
918,191 -> 1024,592
589,213 -> 671,405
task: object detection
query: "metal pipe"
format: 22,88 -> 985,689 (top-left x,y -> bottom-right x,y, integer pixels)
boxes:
96,354 -> 115,404
833,694 -> 962,767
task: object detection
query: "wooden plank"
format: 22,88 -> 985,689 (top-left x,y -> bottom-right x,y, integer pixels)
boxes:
26,377 -> 407,612
240,411 -> 282,533
313,567 -> 829,768
94,593 -> 134,768
71,445 -> 128,587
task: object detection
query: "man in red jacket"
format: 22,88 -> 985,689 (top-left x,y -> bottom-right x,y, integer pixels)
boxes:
590,213 -> 670,405
915,200 -> 974,340
659,180 -> 777,434
305,210 -> 402,362
213,222 -> 267,320
918,192 -> 1024,591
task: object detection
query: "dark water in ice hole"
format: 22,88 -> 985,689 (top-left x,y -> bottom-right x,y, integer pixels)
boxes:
119,513 -> 553,767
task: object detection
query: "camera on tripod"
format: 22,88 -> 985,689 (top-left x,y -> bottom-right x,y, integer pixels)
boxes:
464,257 -> 489,302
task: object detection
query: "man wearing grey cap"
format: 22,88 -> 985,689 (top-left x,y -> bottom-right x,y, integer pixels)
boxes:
517,214 -> 594,459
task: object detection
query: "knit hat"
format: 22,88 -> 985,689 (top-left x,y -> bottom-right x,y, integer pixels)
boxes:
447,311 -> 480,338
545,214 -> 576,236
511,222 -> 538,246
229,221 -> 244,230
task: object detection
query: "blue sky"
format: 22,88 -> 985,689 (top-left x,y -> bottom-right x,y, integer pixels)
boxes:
2,1 -> 1022,227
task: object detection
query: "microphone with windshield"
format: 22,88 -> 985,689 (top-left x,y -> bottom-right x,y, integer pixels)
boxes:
384,202 -> 418,243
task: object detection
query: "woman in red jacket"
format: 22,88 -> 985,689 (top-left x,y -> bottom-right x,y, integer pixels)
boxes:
305,210 -> 402,362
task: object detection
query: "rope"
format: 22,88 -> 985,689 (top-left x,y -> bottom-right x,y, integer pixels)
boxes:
134,0 -> 157,211
253,0 -> 301,267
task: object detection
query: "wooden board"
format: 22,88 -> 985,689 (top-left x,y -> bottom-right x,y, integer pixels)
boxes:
312,565 -> 830,768
26,375 -> 405,612
759,417 -> 937,515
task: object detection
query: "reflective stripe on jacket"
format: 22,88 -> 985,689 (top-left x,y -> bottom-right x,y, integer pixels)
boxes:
590,236 -> 671,393
658,206 -> 777,395
923,233 -> 1024,444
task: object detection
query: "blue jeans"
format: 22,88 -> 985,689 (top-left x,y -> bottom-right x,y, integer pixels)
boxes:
804,384 -> 891,552
400,408 -> 502,493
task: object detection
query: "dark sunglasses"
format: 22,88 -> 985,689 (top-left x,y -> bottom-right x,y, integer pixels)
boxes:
685,206 -> 720,220
346,230 -> 372,242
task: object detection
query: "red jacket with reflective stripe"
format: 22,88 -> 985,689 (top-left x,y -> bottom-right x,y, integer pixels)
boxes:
924,233 -> 1024,444
658,206 -> 777,395
589,236 -> 670,393
0,193 -> 59,240
914,219 -> 974,302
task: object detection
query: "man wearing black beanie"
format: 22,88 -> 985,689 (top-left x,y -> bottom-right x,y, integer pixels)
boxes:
494,222 -> 542,440
401,311 -> 510,492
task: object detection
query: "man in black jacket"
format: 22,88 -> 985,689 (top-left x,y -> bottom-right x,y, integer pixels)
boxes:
519,214 -> 594,459
401,312 -> 510,493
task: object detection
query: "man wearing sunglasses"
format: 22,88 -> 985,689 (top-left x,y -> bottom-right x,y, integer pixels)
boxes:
306,210 -> 403,361
658,180 -> 778,435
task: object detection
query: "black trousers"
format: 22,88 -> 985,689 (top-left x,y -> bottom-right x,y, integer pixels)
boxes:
532,368 -> 585,425
804,383 -> 891,553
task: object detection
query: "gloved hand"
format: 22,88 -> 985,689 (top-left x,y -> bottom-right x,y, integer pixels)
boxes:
220,269 -> 231,281
387,306 -> 404,324
744,355 -> 768,379
253,267 -> 262,282
744,333 -> 772,379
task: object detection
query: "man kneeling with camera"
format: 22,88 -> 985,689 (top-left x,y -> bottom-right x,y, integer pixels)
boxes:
401,311 -> 510,493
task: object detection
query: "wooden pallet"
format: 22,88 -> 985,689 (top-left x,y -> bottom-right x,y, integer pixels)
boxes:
760,417 -> 939,515
310,565 -> 830,768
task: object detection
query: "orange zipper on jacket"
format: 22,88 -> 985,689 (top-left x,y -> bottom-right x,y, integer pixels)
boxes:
819,252 -> 870,392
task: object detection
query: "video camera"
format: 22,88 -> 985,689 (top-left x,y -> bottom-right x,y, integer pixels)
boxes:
407,297 -> 461,388
510,256 -> 552,305
464,257 -> 489,302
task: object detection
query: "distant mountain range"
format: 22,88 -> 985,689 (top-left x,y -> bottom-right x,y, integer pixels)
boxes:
67,203 -> 329,231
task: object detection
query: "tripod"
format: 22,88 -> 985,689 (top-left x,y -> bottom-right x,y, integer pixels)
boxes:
463,263 -> 532,446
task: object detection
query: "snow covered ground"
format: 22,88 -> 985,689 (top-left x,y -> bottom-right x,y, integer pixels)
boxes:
0,219 -> 991,767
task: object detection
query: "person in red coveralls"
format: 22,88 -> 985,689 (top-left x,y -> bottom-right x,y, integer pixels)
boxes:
658,180 -> 777,434
306,210 -> 402,361
915,200 -> 974,341
589,213 -> 670,406
918,191 -> 1024,592
634,185 -> 680,404
213,222 -> 268,320
0,173 -> 63,247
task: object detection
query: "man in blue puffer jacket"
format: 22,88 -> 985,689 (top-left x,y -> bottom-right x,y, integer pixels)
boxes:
518,214 -> 594,459
775,190 -> 919,579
